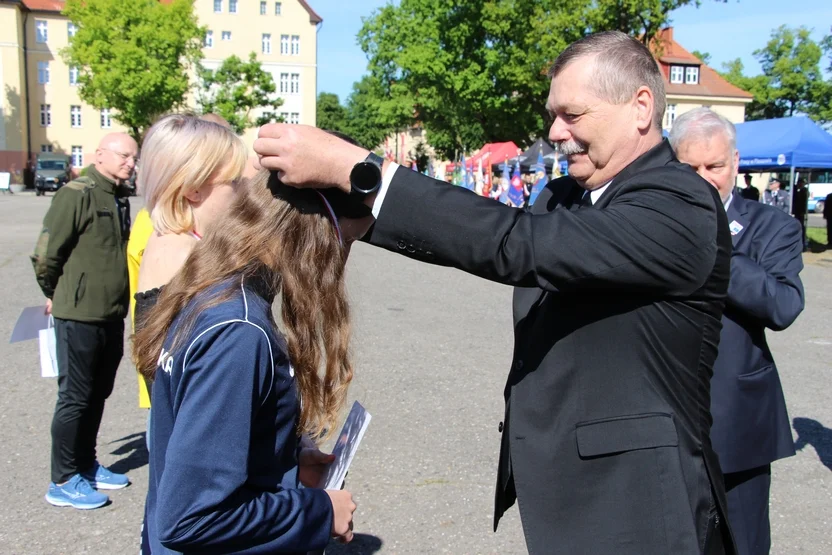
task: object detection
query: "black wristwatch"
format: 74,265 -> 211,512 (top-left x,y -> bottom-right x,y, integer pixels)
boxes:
349,152 -> 384,197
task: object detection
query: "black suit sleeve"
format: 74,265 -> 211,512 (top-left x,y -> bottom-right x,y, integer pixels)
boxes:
727,217 -> 804,331
369,166 -> 718,294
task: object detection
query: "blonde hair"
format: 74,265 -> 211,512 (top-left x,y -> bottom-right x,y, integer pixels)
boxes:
134,170 -> 353,439
139,114 -> 248,234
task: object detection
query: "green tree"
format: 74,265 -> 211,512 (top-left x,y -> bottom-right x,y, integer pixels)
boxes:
61,0 -> 204,142
196,53 -> 283,134
722,26 -> 832,122
342,75 -> 400,151
358,0 -> 723,158
316,92 -> 348,133
720,59 -> 780,120
691,50 -> 712,65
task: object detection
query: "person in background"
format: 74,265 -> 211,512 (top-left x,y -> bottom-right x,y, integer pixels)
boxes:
134,170 -> 367,553
824,192 -> 832,246
128,113 -> 234,410
762,177 -> 788,213
671,108 -> 804,555
741,173 -> 760,201
792,178 -> 809,251
32,132 -> 137,510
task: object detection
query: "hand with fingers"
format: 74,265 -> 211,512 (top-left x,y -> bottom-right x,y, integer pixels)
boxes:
253,124 -> 369,193
325,489 -> 357,544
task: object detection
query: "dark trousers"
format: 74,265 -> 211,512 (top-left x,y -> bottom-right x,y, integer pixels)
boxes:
51,318 -> 124,483
826,221 -> 831,246
723,465 -> 771,555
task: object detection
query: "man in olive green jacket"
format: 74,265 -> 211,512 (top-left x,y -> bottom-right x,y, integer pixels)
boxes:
32,133 -> 138,510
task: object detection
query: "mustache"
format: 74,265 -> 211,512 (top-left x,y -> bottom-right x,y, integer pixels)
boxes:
556,140 -> 587,155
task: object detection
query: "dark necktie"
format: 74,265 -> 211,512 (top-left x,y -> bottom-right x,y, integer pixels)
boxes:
579,191 -> 593,208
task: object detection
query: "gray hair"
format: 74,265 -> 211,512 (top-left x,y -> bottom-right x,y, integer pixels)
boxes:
669,107 -> 736,152
548,31 -> 666,131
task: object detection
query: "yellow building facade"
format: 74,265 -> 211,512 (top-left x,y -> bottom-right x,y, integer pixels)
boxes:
0,0 -> 320,181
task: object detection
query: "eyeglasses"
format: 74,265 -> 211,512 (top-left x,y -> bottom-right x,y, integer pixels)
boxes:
103,148 -> 137,164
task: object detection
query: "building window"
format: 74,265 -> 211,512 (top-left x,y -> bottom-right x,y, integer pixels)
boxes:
290,73 -> 300,94
205,30 -> 213,48
100,108 -> 112,129
71,146 -> 83,168
213,0 -> 221,13
275,2 -> 281,14
291,35 -> 300,55
36,20 -> 48,43
262,34 -> 271,54
40,104 -> 51,127
71,105 -> 82,128
69,66 -> 79,85
290,113 -> 299,125
670,65 -> 684,84
229,0 -> 237,14
665,104 -> 677,128
685,66 -> 699,85
279,73 -> 289,94
222,31 -> 231,41
41,144 -> 53,153
280,34 -> 289,55
260,1 -> 266,14
38,61 -> 50,84
68,22 -> 78,38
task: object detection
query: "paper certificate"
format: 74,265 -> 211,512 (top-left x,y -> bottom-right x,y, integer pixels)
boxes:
319,401 -> 371,490
10,306 -> 50,343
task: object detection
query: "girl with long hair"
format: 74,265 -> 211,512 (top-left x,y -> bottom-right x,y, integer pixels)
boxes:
134,171 -> 361,553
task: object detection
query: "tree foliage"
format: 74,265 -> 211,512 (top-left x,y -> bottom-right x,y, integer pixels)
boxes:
315,77 -> 400,151
357,0 -> 720,158
196,53 -> 283,134
316,92 -> 348,133
61,0 -> 204,142
721,26 -> 832,123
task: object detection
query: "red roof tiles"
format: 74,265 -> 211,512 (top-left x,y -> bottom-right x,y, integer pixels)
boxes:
652,28 -> 752,100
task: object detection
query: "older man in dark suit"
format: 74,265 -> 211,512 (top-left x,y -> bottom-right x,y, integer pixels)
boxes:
671,108 -> 805,555
254,32 -> 735,555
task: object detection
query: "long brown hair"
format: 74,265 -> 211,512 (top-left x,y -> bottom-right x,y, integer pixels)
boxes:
133,170 -> 353,439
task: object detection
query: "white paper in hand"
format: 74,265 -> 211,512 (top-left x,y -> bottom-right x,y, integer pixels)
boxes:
319,401 -> 371,490
10,306 -> 50,343
39,317 -> 58,378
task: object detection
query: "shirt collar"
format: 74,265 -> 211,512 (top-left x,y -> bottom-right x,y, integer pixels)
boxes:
589,181 -> 612,204
723,193 -> 734,212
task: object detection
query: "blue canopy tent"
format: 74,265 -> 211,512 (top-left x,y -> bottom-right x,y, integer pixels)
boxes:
736,117 -> 832,171
735,117 -> 832,210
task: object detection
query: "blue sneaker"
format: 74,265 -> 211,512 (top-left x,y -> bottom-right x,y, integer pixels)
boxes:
81,462 -> 130,490
45,474 -> 108,510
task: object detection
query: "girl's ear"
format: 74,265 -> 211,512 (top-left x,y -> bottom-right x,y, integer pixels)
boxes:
184,188 -> 201,203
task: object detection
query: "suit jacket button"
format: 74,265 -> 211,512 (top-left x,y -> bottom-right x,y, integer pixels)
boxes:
397,240 -> 406,250
513,360 -> 524,371
498,421 -> 504,433
406,245 -> 416,253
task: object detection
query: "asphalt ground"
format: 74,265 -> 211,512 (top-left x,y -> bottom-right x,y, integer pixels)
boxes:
0,191 -> 829,554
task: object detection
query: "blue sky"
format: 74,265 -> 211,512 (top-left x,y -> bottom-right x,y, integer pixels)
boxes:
312,0 -> 832,102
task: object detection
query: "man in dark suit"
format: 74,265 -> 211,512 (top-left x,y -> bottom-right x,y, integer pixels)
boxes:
824,192 -> 832,245
671,108 -> 804,555
255,31 -> 734,554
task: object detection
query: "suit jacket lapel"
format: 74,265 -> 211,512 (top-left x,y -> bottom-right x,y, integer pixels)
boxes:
726,192 -> 749,246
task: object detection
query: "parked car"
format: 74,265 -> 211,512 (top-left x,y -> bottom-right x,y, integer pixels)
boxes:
808,183 -> 832,213
34,153 -> 71,196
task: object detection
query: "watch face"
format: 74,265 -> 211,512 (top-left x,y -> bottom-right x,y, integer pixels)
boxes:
351,162 -> 381,194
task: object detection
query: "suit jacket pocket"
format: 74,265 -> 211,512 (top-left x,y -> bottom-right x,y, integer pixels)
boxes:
737,364 -> 774,389
576,413 -> 678,458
